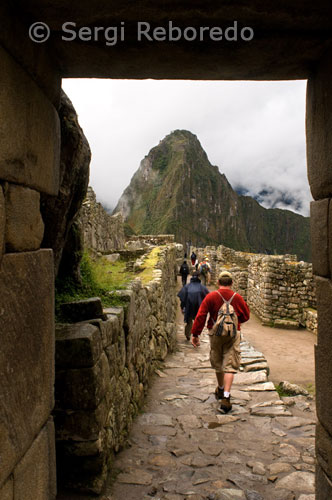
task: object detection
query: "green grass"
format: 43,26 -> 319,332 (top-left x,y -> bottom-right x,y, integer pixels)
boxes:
55,248 -> 162,322
275,383 -> 293,398
55,251 -> 132,322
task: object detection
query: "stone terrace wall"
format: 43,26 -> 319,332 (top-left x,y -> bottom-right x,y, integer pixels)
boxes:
247,255 -> 316,328
54,244 -> 178,494
78,186 -> 125,253
201,245 -> 317,331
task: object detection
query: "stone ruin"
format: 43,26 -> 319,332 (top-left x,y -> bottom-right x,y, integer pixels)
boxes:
54,243 -> 179,493
0,2 -> 332,498
198,245 -> 317,334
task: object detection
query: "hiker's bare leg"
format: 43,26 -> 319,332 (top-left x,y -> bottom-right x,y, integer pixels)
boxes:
216,371 -> 234,393
223,372 -> 234,393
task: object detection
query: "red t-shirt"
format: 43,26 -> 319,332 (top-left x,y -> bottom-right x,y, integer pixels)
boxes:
191,287 -> 250,336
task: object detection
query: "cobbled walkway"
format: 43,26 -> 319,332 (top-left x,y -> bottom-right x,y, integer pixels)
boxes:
107,321 -> 316,500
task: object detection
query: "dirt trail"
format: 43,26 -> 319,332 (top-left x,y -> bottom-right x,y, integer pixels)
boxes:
241,314 -> 316,388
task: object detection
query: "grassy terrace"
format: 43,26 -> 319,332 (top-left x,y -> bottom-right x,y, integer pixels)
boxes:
55,246 -> 162,322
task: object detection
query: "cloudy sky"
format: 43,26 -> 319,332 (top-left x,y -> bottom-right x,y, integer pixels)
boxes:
62,78 -> 311,216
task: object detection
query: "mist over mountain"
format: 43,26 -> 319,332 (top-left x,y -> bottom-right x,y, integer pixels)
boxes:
114,130 -> 311,261
234,185 -> 305,214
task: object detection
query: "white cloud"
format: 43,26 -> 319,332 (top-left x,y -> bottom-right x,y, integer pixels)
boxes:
62,78 -> 310,216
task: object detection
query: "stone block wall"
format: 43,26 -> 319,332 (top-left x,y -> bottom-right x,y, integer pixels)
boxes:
78,186 -> 125,253
201,245 -> 317,331
54,244 -> 178,494
0,42 -> 59,498
247,255 -> 316,328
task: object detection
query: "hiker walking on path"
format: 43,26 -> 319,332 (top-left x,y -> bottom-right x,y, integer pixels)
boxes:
190,251 -> 198,269
197,256 -> 211,285
179,259 -> 190,286
191,270 -> 250,413
177,271 -> 209,340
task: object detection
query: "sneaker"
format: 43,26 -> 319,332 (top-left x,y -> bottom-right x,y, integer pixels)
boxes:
218,396 -> 232,414
214,386 -> 224,400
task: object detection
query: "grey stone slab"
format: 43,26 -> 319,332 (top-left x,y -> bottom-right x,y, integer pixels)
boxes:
166,438 -> 198,457
14,426 -> 51,500
242,382 -> 276,391
5,185 -> 44,252
139,413 -> 174,426
198,442 -> 223,456
268,462 -> 293,475
0,477 -> 13,500
0,46 -> 60,195
231,390 -> 251,401
141,426 -> 177,436
250,405 -> 292,417
55,323 -> 102,368
276,471 -> 315,492
148,454 -> 177,467
177,414 -> 202,428
55,352 -> 110,410
233,371 -> 267,385
0,186 -> 5,263
117,470 -> 153,485
215,488 -> 245,499
0,250 -> 54,486
275,416 -> 316,430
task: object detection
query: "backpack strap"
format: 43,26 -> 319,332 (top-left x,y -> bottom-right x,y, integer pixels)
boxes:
217,291 -> 237,306
212,291 -> 237,325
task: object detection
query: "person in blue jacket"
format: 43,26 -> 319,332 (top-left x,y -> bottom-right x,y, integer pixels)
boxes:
177,271 -> 210,340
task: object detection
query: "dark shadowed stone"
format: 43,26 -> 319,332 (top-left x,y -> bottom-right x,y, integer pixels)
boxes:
5,184 -> 44,252
117,470 -> 153,485
55,323 -> 102,368
310,199 -> 330,277
307,54 -> 332,200
0,45 -> 60,195
41,90 -> 90,278
0,477 -> 13,500
316,463 -> 332,500
316,421 -> 332,480
0,250 -> 54,487
14,426 -> 51,500
0,185 -> 5,262
314,277 -> 332,436
245,491 -> 264,500
54,399 -> 108,441
60,297 -> 105,322
55,352 -> 110,410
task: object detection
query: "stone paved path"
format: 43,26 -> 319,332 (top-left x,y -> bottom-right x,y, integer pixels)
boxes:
107,322 -> 316,500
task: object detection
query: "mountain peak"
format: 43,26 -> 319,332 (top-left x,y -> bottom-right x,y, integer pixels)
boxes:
114,131 -> 311,261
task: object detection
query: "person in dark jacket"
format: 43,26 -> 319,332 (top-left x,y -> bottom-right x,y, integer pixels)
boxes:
179,260 -> 190,285
177,271 -> 210,340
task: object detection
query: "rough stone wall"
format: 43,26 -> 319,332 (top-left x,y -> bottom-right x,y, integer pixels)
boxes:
41,91 -> 91,279
199,245 -> 317,331
246,255 -> 316,328
54,244 -> 178,494
307,52 -> 332,499
0,44 -> 59,498
78,186 -> 125,253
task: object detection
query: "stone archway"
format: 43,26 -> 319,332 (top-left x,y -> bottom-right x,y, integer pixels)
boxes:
0,2 -> 332,498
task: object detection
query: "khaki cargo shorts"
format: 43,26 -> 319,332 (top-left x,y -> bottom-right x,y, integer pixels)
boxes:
208,329 -> 241,373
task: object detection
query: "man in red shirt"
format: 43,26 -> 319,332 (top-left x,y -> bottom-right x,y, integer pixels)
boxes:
191,271 -> 250,413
